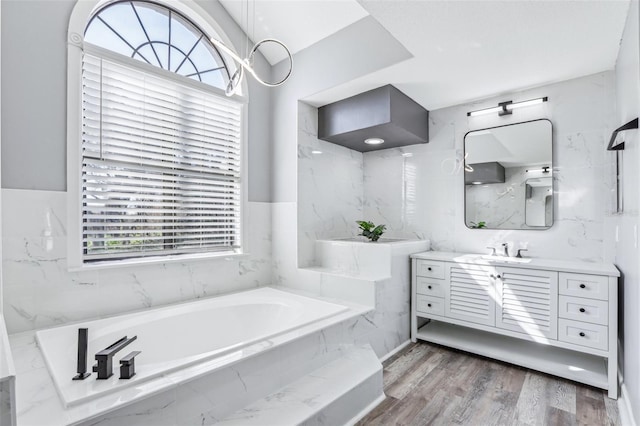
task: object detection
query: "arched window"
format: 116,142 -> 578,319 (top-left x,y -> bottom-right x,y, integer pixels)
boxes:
69,0 -> 245,265
85,1 -> 232,89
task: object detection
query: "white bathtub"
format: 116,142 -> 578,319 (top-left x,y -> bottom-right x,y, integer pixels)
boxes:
36,287 -> 348,408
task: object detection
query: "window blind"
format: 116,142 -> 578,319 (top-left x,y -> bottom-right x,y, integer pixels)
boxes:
81,53 -> 242,261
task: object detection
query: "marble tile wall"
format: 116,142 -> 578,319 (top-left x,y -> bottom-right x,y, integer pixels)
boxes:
297,102 -> 364,267
1,189 -> 273,334
363,72 -> 616,262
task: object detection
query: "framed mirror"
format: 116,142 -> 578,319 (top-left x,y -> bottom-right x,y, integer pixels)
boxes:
464,119 -> 553,230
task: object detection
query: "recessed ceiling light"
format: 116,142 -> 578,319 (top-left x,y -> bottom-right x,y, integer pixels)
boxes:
311,150 -> 323,155
364,138 -> 385,145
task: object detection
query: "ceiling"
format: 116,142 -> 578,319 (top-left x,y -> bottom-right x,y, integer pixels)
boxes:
219,0 -> 630,110
218,0 -> 368,65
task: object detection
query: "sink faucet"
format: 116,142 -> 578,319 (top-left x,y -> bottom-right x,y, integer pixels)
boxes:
93,336 -> 137,379
501,243 -> 509,257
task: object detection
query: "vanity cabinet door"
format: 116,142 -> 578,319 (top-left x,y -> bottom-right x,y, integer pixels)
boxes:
495,267 -> 558,339
445,263 -> 496,326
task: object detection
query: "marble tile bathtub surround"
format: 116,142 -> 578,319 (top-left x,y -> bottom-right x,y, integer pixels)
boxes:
8,299 -> 373,426
362,72 -> 616,262
1,189 -> 273,334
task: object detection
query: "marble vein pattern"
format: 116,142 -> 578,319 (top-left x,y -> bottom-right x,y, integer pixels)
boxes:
297,102 -> 364,268
1,189 -> 273,333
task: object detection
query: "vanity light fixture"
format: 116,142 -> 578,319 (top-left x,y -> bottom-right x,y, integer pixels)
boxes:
526,166 -> 551,174
364,138 -> 385,145
467,97 -> 548,117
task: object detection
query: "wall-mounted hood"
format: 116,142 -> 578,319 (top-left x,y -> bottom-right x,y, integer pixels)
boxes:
465,162 -> 506,184
317,85 -> 429,152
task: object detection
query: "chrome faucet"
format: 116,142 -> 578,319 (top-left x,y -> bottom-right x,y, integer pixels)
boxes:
93,335 -> 137,379
501,243 -> 509,257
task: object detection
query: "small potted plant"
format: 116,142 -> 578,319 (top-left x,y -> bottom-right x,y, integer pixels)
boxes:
356,220 -> 386,242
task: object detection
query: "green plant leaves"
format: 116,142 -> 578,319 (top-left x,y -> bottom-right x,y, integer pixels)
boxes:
356,220 -> 386,242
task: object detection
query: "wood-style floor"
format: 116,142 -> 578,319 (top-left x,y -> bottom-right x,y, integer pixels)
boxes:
357,342 -> 620,426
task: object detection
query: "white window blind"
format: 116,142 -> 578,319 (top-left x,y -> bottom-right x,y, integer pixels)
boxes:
81,53 -> 242,262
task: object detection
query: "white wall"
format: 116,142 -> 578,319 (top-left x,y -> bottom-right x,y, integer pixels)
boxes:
611,0 -> 640,422
363,72 -> 615,262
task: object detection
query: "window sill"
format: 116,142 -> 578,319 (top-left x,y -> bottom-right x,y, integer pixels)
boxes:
67,250 -> 249,272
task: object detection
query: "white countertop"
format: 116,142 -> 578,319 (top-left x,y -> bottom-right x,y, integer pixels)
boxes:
411,251 -> 620,277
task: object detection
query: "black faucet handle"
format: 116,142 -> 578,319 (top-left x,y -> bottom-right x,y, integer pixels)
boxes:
73,328 -> 91,380
94,335 -> 138,380
119,351 -> 141,380
516,249 -> 528,258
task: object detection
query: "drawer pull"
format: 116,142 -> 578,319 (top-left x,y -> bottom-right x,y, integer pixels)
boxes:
427,303 -> 432,308
428,285 -> 432,289
579,332 -> 586,337
490,274 -> 495,279
579,284 -> 586,289
579,308 -> 586,313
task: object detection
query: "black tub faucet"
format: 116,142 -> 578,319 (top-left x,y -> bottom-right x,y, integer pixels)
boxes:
93,336 -> 137,379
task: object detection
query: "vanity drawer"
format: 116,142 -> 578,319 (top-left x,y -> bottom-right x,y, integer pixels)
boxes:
417,277 -> 446,297
558,295 -> 608,326
416,260 -> 445,279
558,318 -> 608,351
559,273 -> 608,301
416,295 -> 445,317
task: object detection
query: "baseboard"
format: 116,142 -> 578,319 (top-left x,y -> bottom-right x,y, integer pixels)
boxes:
380,339 -> 412,363
345,394 -> 386,426
619,383 -> 638,426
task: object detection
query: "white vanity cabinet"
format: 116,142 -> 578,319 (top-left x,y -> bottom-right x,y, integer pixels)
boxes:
410,252 -> 620,399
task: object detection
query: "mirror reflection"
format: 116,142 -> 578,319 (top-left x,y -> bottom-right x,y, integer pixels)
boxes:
464,119 -> 553,230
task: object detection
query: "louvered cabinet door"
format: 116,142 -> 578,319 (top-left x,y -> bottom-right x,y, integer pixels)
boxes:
445,263 -> 496,326
495,267 -> 558,339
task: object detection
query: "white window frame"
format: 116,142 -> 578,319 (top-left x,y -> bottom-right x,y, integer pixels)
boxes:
67,0 -> 248,270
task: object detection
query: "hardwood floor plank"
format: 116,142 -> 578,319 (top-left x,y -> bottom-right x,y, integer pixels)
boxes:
383,343 -> 433,388
548,377 -> 577,414
385,350 -> 444,400
515,372 -> 550,426
547,406 -> 577,426
576,386 -> 608,426
450,359 -> 499,425
482,362 -> 527,425
603,395 -> 620,426
357,343 -> 619,426
409,389 -> 463,426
